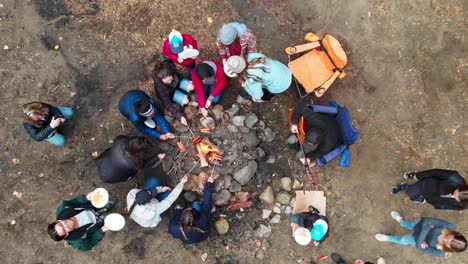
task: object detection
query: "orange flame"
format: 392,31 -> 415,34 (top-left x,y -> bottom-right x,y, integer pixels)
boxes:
199,143 -> 221,161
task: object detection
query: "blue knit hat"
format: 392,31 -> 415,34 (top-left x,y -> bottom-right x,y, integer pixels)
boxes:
219,24 -> 237,45
169,30 -> 184,54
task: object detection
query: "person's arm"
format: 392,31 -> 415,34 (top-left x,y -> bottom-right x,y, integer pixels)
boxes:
56,195 -> 91,215
192,70 -> 207,108
154,82 -> 184,120
420,217 -> 456,230
415,169 -> 458,180
196,182 -> 214,229
244,76 -> 264,100
67,228 -> 105,251
153,107 -> 170,134
184,34 -> 198,50
162,40 -> 179,62
133,119 -> 162,139
242,31 -> 257,54
23,123 -> 55,142
427,196 -> 462,210
151,183 -> 184,215
291,103 -> 317,125
207,62 -> 228,101
419,247 -> 448,258
216,38 -> 228,60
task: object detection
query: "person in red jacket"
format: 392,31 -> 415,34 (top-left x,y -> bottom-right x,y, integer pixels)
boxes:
162,30 -> 199,74
191,61 -> 228,117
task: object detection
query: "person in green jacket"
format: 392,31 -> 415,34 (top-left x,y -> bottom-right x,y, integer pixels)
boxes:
225,53 -> 292,102
47,192 -> 115,251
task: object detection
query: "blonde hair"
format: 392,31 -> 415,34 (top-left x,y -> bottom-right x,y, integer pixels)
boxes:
22,102 -> 49,127
237,56 -> 270,84
437,228 -> 467,253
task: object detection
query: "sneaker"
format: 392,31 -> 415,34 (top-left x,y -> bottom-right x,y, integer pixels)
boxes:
410,196 -> 426,204
376,257 -> 386,264
391,211 -> 403,223
330,253 -> 346,264
389,182 -> 408,195
403,172 -> 416,179
375,234 -> 389,242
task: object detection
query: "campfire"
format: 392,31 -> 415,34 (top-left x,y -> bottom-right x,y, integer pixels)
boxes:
195,137 -> 223,167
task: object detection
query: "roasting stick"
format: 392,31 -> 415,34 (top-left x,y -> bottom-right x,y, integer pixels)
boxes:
177,158 -> 200,181
295,133 -> 317,191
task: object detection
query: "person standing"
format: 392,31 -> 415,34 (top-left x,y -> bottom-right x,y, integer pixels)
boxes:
118,90 -> 174,141
390,169 -> 467,209
216,22 -> 257,64
22,102 -> 74,146
192,61 -> 228,117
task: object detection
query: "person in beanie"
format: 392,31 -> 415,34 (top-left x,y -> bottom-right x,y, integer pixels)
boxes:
216,22 -> 257,64
118,90 -> 174,140
288,103 -> 340,165
162,30 -> 199,74
192,61 -> 228,117
168,176 -> 214,244
22,102 -> 74,146
225,53 -> 292,102
126,175 -> 188,228
375,211 -> 467,258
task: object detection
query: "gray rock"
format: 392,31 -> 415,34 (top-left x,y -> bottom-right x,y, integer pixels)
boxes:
223,175 -> 233,189
271,214 -> 281,224
224,104 -> 240,117
226,124 -> 239,133
284,206 -> 293,214
266,155 -> 276,164
244,113 -> 259,128
212,104 -> 224,121
229,180 -> 242,192
292,179 -> 302,190
236,95 -> 251,106
231,116 -> 245,127
281,177 -> 292,192
213,190 -> 232,205
214,178 -> 225,192
255,224 -> 272,238
256,147 -> 266,159
262,209 -> 272,219
259,185 -> 274,204
273,206 -> 281,214
260,127 -> 275,142
276,192 -> 291,205
255,250 -> 265,260
261,239 -> 271,251
200,116 -> 216,129
233,161 -> 257,185
239,126 -> 250,134
215,218 -> 229,235
244,131 -> 261,148
183,191 -> 197,202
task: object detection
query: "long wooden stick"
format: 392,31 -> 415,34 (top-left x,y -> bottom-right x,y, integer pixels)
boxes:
296,133 -> 317,187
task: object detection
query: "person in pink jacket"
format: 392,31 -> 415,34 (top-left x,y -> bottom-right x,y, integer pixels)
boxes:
191,61 -> 228,117
162,30 -> 199,74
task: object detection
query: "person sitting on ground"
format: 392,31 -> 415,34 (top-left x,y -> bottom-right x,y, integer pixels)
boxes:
118,90 -> 174,141
192,61 -> 228,117
390,169 -> 467,209
22,102 -> 74,146
96,135 -> 165,183
162,30 -> 198,74
216,22 -> 257,64
47,192 -> 116,251
288,103 -> 339,165
290,206 -> 329,246
168,176 -> 214,244
330,253 -> 386,264
126,175 -> 188,228
225,54 -> 292,102
152,60 -> 194,126
375,211 -> 467,258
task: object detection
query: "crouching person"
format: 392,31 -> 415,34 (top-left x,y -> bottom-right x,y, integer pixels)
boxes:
290,206 -> 329,246
47,192 -> 116,251
126,175 -> 188,227
168,176 -> 214,244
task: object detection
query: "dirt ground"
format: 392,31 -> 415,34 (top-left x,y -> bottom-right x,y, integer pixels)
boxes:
0,0 -> 466,263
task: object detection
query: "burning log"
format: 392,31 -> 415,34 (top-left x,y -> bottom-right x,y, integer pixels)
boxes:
195,144 -> 209,167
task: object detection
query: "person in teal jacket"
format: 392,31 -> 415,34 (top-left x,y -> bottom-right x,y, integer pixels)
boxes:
47,192 -> 115,251
375,211 -> 467,258
118,90 -> 174,141
225,53 -> 292,102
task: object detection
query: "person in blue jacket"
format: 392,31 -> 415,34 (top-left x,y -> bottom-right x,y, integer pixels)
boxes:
375,211 -> 467,258
118,90 -> 174,140
168,176 -> 214,244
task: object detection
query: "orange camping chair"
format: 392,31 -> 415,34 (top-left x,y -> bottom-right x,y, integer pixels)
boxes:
285,33 -> 348,99
287,108 -> 307,143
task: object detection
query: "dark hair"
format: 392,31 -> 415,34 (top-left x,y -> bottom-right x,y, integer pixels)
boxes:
181,208 -> 196,228
153,60 -> 177,81
134,99 -> 151,114
458,186 -> 468,208
306,129 -> 322,144
126,136 -> 152,163
195,63 -> 214,79
47,222 -> 65,241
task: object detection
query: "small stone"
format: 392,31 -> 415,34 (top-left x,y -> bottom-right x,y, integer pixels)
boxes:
244,113 -> 259,128
213,190 -> 232,205
271,214 -> 281,224
229,181 -> 242,192
271,177 -> 282,192
233,161 -> 257,185
224,104 -> 240,117
184,105 -> 199,120
259,185 -> 274,204
212,104 -> 224,120
262,209 -> 272,219
223,175 -> 233,189
276,192 -> 291,205
260,127 -> 275,142
235,191 -> 249,202
281,177 -> 292,192
266,156 -> 276,164
231,116 -> 245,127
200,116 -> 216,129
273,206 -> 281,214
214,178 -> 225,192
255,250 -> 265,260
239,126 -> 250,133
10,220 -> 16,225
292,179 -> 302,190
184,191 -> 198,202
3,45 -> 9,50
255,224 -> 272,238
284,206 -> 293,214
226,124 -> 239,133
244,131 -> 260,148
201,253 -> 208,262
236,95 -> 251,105
256,148 -> 266,159
261,239 -> 271,250
215,218 -> 229,235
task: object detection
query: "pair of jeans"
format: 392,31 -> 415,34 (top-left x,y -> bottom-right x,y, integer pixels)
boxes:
386,219 -> 419,246
204,84 -> 222,103
143,177 -> 171,218
46,107 -> 74,146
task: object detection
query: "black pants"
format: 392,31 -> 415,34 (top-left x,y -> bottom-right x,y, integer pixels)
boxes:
261,88 -> 276,101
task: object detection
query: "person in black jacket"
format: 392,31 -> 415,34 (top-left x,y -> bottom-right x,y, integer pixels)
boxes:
390,169 -> 467,209
152,60 -> 193,126
288,103 -> 339,165
96,135 -> 165,183
290,206 -> 329,246
22,102 -> 74,146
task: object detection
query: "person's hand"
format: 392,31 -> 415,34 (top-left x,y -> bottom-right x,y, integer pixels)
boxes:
291,124 -> 299,134
205,100 -> 212,109
180,175 -> 188,184
187,82 -> 194,91
421,242 -> 429,249
101,226 -> 110,232
180,117 -> 188,126
222,59 -> 227,65
208,176 -> 214,183
177,56 -> 184,63
190,55 -> 197,60
160,134 -> 168,141
200,108 -> 208,117
182,97 -> 189,105
240,80 -> 246,88
161,186 -> 171,192
157,153 -> 166,160
165,133 -> 175,139
354,260 -> 366,264
86,191 -> 94,201
313,241 -> 320,246
50,116 -> 64,128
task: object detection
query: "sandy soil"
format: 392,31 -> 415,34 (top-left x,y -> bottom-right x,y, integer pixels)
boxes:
0,0 -> 466,263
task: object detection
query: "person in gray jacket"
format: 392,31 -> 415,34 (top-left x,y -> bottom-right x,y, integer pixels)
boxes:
126,175 -> 188,227
375,211 -> 466,258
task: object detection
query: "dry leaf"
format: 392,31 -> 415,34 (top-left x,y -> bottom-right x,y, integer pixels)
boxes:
201,252 -> 208,262
12,158 -> 19,164
92,151 -> 99,157
207,17 -> 213,24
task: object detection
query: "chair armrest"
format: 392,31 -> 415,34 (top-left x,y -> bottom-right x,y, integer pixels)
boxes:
315,71 -> 341,97
285,42 -> 321,55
